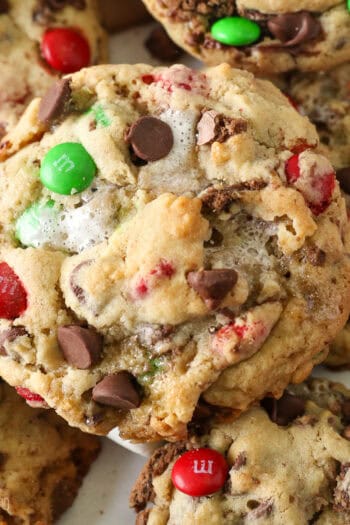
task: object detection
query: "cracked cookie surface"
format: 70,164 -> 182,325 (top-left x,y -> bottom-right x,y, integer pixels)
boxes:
0,63 -> 349,441
131,378 -> 350,525
141,0 -> 350,74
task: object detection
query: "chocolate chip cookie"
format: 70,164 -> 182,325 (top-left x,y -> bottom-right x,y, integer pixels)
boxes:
131,378 -> 350,524
0,0 -> 107,139
0,63 -> 349,441
141,0 -> 350,74
285,63 -> 350,369
0,380 -> 100,524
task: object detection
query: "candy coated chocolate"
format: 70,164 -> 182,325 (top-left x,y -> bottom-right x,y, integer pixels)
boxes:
211,17 -> 261,47
41,27 -> 90,73
171,448 -> 229,497
40,142 -> 96,195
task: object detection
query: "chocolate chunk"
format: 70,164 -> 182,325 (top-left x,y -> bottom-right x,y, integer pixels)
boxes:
336,167 -> 350,195
204,228 -> 224,248
201,182 -> 267,213
267,12 -> 321,47
187,269 -> 238,309
197,110 -> 218,145
232,452 -> 247,470
197,110 -> 247,146
92,372 -> 141,409
0,326 -> 27,356
0,0 -> 8,13
126,116 -> 174,162
261,392 -> 306,426
136,510 -> 151,525
38,78 -> 71,126
57,325 -> 102,369
342,400 -> 350,424
69,260 -> 92,304
247,500 -> 273,520
130,442 -> 189,512
145,25 -> 183,62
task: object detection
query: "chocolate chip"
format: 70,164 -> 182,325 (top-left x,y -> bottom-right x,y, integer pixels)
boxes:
57,325 -> 102,369
92,372 -> 141,409
38,78 -> 71,126
336,167 -> 350,195
261,392 -> 306,426
267,11 -> 321,47
126,116 -> 174,162
0,326 -> 27,356
145,25 -> 183,62
187,269 -> 238,309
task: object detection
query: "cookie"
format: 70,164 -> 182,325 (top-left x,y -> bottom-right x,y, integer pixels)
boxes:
285,64 -> 350,369
141,0 -> 350,74
0,380 -> 100,524
0,0 -> 107,139
130,378 -> 350,524
98,0 -> 150,32
0,63 -> 349,442
287,63 -> 350,175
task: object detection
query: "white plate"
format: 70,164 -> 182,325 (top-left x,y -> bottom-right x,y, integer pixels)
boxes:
57,23 -> 350,525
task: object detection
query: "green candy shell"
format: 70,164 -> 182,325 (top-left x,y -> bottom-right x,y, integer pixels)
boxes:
211,17 -> 261,47
15,200 -> 56,247
40,142 -> 96,195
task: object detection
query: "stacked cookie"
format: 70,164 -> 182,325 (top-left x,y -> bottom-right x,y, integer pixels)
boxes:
128,1 -> 350,522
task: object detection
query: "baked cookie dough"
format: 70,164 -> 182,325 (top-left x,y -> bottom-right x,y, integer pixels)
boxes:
0,63 -> 349,441
141,0 -> 350,74
0,381 -> 100,524
0,0 -> 107,138
130,378 -> 350,524
286,64 -> 350,368
287,63 -> 350,175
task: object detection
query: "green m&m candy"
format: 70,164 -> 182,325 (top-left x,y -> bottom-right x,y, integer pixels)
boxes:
15,200 -> 57,247
211,17 -> 261,47
40,142 -> 96,195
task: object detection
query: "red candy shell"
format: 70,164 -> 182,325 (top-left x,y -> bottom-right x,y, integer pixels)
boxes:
0,262 -> 27,319
41,28 -> 90,74
171,448 -> 229,497
15,387 -> 45,403
285,153 -> 301,183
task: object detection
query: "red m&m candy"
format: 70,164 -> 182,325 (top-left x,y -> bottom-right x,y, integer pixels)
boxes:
171,448 -> 229,497
0,262 -> 27,320
15,387 -> 45,404
285,153 -> 301,183
41,28 -> 90,73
